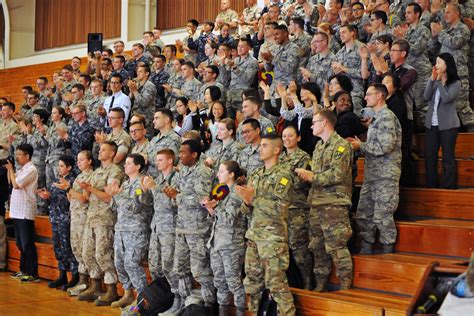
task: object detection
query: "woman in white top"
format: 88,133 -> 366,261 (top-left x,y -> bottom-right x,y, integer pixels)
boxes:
423,52 -> 461,189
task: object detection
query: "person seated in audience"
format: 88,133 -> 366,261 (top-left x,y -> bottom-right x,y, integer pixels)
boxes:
111,55 -> 129,84
202,160 -> 246,316
174,97 -> 201,136
107,154 -> 153,308
237,118 -> 263,175
37,155 -> 79,290
36,76 -> 54,112
424,53 -> 461,189
163,58 -> 185,113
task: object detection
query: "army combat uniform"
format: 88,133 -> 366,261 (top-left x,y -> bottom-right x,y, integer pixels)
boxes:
112,176 -> 153,293
357,105 -> 402,247
173,161 -> 215,305
147,130 -> 181,178
242,164 -> 296,316
308,132 -> 353,290
208,185 -> 246,311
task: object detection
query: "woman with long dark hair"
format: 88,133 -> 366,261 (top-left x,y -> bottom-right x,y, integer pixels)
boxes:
423,52 -> 461,189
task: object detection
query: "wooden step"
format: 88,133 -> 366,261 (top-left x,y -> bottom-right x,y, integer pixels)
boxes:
396,219 -> 474,258
6,214 -> 52,238
7,238 -> 57,268
351,253 -> 462,296
356,159 -> 474,187
413,133 -> 474,159
398,188 -> 474,221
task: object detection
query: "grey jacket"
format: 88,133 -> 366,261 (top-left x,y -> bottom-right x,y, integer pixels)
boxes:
424,79 -> 461,130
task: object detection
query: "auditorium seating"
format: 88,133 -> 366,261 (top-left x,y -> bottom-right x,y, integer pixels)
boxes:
3,57 -> 473,315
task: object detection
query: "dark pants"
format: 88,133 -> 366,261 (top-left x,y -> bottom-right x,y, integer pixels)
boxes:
13,218 -> 38,277
425,126 -> 459,189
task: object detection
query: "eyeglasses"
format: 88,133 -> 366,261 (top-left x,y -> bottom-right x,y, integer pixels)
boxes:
241,128 -> 255,135
71,111 -> 84,115
108,116 -> 121,120
390,49 -> 403,52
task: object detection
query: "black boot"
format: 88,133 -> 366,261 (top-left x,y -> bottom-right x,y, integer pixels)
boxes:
48,270 -> 68,289
62,272 -> 79,291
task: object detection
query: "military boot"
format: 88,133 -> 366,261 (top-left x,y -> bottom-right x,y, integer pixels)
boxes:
77,278 -> 102,301
359,240 -> 373,255
339,279 -> 352,290
95,283 -> 119,306
313,279 -> 327,292
300,267 -> 313,290
62,272 -> 79,291
236,307 -> 246,316
111,288 -> 135,308
382,243 -> 394,254
48,270 -> 67,289
219,305 -> 230,316
159,294 -> 183,315
68,273 -> 89,296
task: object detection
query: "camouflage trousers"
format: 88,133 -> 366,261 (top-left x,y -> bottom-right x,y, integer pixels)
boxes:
356,179 -> 399,245
52,221 -> 78,273
210,247 -> 246,308
174,233 -> 215,304
70,217 -> 87,274
288,206 -> 313,280
0,216 -> 6,269
244,239 -> 295,316
308,205 -> 353,284
226,89 -> 245,119
34,162 -> 48,215
148,230 -> 179,293
114,230 -> 148,293
82,225 -> 118,284
456,79 -> 474,130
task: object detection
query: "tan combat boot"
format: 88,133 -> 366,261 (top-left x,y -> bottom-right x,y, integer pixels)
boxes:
77,278 -> 102,301
68,273 -> 89,296
110,288 -> 135,308
95,283 -> 119,306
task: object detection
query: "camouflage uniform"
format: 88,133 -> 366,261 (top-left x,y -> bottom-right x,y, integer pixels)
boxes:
216,9 -> 239,37
45,122 -> 69,186
208,185 -> 246,309
69,120 -> 95,159
182,33 -> 199,65
431,20 -> 474,129
283,1 -> 319,26
148,171 -> 179,294
420,11 -> 432,29
334,41 -> 365,116
38,91 -> 53,112
240,5 -> 261,37
291,32 -> 313,83
106,129 -> 132,166
70,169 -> 93,275
205,139 -> 242,177
357,105 -> 402,245
353,15 -> 371,42
131,140 -> 149,162
405,22 -> 431,117
279,148 -> 313,288
166,72 -> 184,112
130,80 -> 157,137
111,68 -> 130,83
308,132 -> 353,287
226,54 -> 259,115
125,55 -> 152,79
242,163 -> 295,316
82,163 -> 124,284
237,144 -> 263,176
54,80 -> 77,108
236,116 -> 275,143
266,41 -> 300,88
173,161 -> 215,305
304,51 -> 335,91
0,119 -> 19,159
149,69 -> 170,109
112,177 -> 153,293
49,173 -> 78,273
188,32 -> 216,65
85,95 -> 106,131
174,77 -> 202,102
147,130 -> 181,177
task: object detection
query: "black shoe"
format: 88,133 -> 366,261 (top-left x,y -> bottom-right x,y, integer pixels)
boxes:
0,267 -> 7,272
62,272 -> 79,291
48,270 -> 68,288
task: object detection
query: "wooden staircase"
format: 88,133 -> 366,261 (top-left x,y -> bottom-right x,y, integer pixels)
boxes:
4,58 -> 474,315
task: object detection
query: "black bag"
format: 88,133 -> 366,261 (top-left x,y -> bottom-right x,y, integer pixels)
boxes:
258,289 -> 278,316
138,277 -> 174,316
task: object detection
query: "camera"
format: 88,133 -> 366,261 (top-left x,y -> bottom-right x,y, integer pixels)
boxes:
0,157 -> 13,166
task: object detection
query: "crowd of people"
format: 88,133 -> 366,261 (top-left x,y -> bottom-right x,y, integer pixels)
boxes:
0,0 -> 473,315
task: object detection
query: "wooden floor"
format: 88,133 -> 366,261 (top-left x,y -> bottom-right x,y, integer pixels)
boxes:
0,272 -> 120,316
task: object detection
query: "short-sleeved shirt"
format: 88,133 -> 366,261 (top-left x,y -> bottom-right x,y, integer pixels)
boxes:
10,161 -> 39,220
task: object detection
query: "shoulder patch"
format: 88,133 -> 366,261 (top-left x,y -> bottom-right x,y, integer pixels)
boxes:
337,146 -> 345,153
135,188 -> 142,196
267,127 -> 274,133
280,177 -> 289,186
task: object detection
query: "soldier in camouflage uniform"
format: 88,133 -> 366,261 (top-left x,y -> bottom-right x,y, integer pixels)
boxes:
188,22 -> 216,65
36,76 -> 54,112
67,150 -> 94,297
164,59 -> 185,113
236,99 -> 275,143
77,141 -> 124,306
54,65 -> 77,109
279,126 -> 313,290
147,109 -> 182,177
66,104 -> 96,164
45,107 -> 69,186
348,84 -> 402,255
333,25 -> 365,117
129,63 -> 157,138
107,154 -> 153,308
226,38 -> 259,119
237,134 -> 295,316
215,0 -> 239,36
129,121 -> 149,162
204,161 -> 246,316
430,3 -> 474,131
301,32 -> 335,90
237,118 -> 264,175
141,149 -> 181,314
165,140 -> 215,311
150,55 -> 171,110
168,61 -> 202,102
289,17 -> 312,82
283,0 -> 319,27
125,43 -> 153,79
296,110 -> 353,291
239,0 -> 261,37
85,79 -> 106,131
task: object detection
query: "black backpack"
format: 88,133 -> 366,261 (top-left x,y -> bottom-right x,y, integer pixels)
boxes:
258,289 -> 278,316
138,277 -> 174,316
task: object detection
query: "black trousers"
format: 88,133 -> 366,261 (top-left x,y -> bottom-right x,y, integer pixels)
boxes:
13,218 -> 38,277
425,126 -> 459,189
